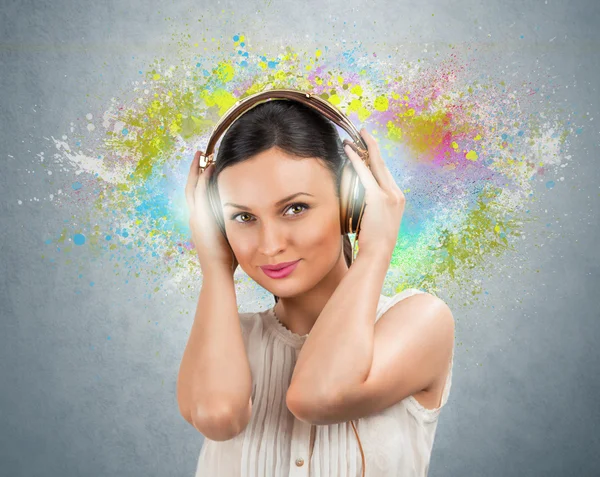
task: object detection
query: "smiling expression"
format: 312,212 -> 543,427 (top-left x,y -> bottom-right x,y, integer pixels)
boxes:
216,146 -> 344,296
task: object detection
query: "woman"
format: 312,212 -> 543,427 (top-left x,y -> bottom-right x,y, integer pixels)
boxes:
178,99 -> 455,477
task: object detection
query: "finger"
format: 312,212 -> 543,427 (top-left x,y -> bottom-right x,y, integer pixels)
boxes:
343,142 -> 380,192
185,152 -> 199,210
185,152 -> 201,210
194,162 -> 214,202
187,152 -> 213,210
359,129 -> 398,193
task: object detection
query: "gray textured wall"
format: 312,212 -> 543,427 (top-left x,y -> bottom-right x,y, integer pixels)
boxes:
1,0 -> 599,476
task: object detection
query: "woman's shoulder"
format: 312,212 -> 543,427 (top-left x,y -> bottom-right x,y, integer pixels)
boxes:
376,288 -> 432,320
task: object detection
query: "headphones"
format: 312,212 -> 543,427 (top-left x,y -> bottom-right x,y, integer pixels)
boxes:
196,88 -> 370,476
197,88 -> 371,251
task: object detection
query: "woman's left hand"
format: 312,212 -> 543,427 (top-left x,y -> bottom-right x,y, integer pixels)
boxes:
343,128 -> 405,262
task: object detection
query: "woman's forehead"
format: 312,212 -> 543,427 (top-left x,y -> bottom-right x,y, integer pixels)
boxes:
217,152 -> 333,204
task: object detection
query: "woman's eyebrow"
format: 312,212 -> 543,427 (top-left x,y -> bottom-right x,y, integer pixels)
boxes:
223,192 -> 315,210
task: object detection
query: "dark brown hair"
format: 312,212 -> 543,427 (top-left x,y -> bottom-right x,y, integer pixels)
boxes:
208,99 -> 354,303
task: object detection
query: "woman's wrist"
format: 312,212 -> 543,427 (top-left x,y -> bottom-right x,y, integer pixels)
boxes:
200,260 -> 237,280
355,249 -> 392,271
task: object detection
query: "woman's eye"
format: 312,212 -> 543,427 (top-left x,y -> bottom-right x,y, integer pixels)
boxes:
284,203 -> 309,216
234,213 -> 252,223
231,203 -> 309,223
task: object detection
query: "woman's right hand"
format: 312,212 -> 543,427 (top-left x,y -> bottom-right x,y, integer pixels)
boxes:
185,151 -> 239,274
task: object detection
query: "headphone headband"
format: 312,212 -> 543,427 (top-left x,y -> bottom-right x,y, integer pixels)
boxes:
197,88 -> 370,171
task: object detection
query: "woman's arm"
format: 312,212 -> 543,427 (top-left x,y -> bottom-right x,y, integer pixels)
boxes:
177,263 -> 253,441
286,250 -> 389,414
286,250 -> 454,425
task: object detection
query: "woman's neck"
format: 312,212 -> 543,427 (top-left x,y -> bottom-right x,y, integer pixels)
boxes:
272,251 -> 349,336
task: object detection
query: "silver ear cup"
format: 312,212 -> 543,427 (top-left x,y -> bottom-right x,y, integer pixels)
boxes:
339,157 -> 367,235
338,159 -> 353,235
207,179 -> 228,239
352,168 -> 367,237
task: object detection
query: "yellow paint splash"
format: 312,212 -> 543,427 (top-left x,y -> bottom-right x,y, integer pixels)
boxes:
465,150 -> 479,160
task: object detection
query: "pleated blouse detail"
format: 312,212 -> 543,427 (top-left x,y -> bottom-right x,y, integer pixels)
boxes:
195,288 -> 454,477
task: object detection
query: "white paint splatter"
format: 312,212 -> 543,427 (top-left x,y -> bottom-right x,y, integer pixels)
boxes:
50,136 -> 135,184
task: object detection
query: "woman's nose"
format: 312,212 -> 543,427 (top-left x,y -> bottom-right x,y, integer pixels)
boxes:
258,221 -> 287,255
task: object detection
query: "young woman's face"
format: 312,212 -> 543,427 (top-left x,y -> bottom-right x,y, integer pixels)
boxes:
216,146 -> 343,296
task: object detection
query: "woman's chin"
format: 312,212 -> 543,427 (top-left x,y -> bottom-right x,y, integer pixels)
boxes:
256,274 -> 306,298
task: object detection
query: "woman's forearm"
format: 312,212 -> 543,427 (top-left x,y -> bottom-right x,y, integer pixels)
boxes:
287,251 -> 390,412
177,263 -> 252,439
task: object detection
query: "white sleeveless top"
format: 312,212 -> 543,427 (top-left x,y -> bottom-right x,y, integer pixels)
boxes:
195,288 -> 454,477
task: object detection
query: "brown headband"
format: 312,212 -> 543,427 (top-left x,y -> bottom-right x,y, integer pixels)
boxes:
197,88 -> 371,171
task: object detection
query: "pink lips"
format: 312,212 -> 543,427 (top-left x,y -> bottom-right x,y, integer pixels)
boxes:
260,260 -> 300,279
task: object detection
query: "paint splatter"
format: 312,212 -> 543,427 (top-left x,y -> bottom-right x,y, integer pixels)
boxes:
32,34 -> 578,303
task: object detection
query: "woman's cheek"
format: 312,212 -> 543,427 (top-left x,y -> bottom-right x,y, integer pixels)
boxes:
300,215 -> 342,262
231,237 -> 255,268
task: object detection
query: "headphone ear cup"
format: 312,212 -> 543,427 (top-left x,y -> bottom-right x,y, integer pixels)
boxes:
206,179 -> 228,240
353,170 -> 367,237
339,156 -> 367,235
338,158 -> 353,235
